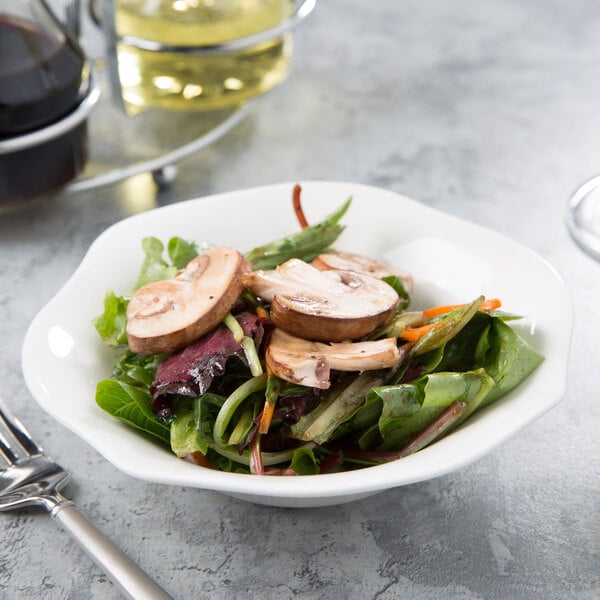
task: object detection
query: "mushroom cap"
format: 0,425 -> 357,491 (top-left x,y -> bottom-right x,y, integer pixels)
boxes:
244,259 -> 400,342
126,246 -> 251,355
312,250 -> 413,293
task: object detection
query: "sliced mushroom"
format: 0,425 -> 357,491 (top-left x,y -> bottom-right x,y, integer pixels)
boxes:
127,246 -> 251,355
312,250 -> 413,293
244,258 -> 400,342
266,328 -> 401,389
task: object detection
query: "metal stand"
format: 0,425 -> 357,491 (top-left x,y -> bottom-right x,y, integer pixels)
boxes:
53,0 -> 316,195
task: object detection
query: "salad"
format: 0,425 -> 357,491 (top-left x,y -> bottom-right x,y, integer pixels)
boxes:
93,186 -> 544,475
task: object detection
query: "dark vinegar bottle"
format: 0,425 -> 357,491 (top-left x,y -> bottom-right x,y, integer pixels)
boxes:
0,2 -> 90,205
0,13 -> 85,136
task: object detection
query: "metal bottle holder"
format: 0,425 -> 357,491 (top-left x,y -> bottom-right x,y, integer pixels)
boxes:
0,71 -> 100,156
2,0 -> 316,201
63,0 -> 317,192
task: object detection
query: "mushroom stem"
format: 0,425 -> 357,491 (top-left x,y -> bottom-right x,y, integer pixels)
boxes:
266,328 -> 401,389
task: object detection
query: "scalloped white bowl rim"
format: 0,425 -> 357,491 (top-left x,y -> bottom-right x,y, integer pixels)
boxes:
21,181 -> 573,507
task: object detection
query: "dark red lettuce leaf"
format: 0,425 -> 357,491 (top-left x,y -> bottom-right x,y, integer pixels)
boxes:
150,312 -> 266,412
276,390 -> 323,426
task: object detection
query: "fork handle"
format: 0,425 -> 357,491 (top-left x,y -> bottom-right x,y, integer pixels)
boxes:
49,497 -> 174,600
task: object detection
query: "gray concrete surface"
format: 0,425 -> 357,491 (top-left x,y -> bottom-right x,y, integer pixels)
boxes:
1,0 -> 599,598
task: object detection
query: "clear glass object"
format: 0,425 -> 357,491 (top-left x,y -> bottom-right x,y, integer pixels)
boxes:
0,0 -> 86,135
108,0 -> 296,114
566,176 -> 600,261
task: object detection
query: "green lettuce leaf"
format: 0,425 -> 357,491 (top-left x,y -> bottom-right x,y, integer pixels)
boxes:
170,408 -> 202,457
111,350 -> 166,388
93,291 -> 128,348
157,392 -> 227,458
167,237 -> 200,269
94,236 -> 200,350
290,448 -> 319,475
194,393 -> 227,452
95,379 -> 170,444
133,237 -> 177,290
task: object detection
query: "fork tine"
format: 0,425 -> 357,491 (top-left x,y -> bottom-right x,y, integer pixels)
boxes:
0,429 -> 20,465
0,399 -> 43,459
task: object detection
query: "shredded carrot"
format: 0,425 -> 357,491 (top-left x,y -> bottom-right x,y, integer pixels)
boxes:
423,298 -> 502,319
189,451 -> 212,469
398,322 -> 437,342
258,373 -> 280,434
256,306 -> 269,320
293,184 -> 310,229
258,399 -> 276,434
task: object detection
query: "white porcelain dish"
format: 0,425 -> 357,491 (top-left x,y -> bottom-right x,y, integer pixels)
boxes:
22,182 -> 573,507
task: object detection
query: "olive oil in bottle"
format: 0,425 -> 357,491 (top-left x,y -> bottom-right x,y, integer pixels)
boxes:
114,0 -> 293,114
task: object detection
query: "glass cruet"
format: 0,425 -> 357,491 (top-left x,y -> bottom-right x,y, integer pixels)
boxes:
0,0 -> 87,137
0,0 -> 93,206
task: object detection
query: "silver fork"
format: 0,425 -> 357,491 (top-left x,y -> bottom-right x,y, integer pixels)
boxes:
0,398 -> 174,600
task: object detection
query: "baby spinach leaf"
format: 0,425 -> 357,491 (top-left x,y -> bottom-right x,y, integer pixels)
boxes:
479,318 -> 544,405
95,379 -> 170,444
376,369 -> 495,450
433,312 -> 544,404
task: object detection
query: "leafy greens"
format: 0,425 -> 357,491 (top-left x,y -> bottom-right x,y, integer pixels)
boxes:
93,195 -> 544,475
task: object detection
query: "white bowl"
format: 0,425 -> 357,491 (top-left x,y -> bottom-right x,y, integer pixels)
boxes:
22,182 -> 573,507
